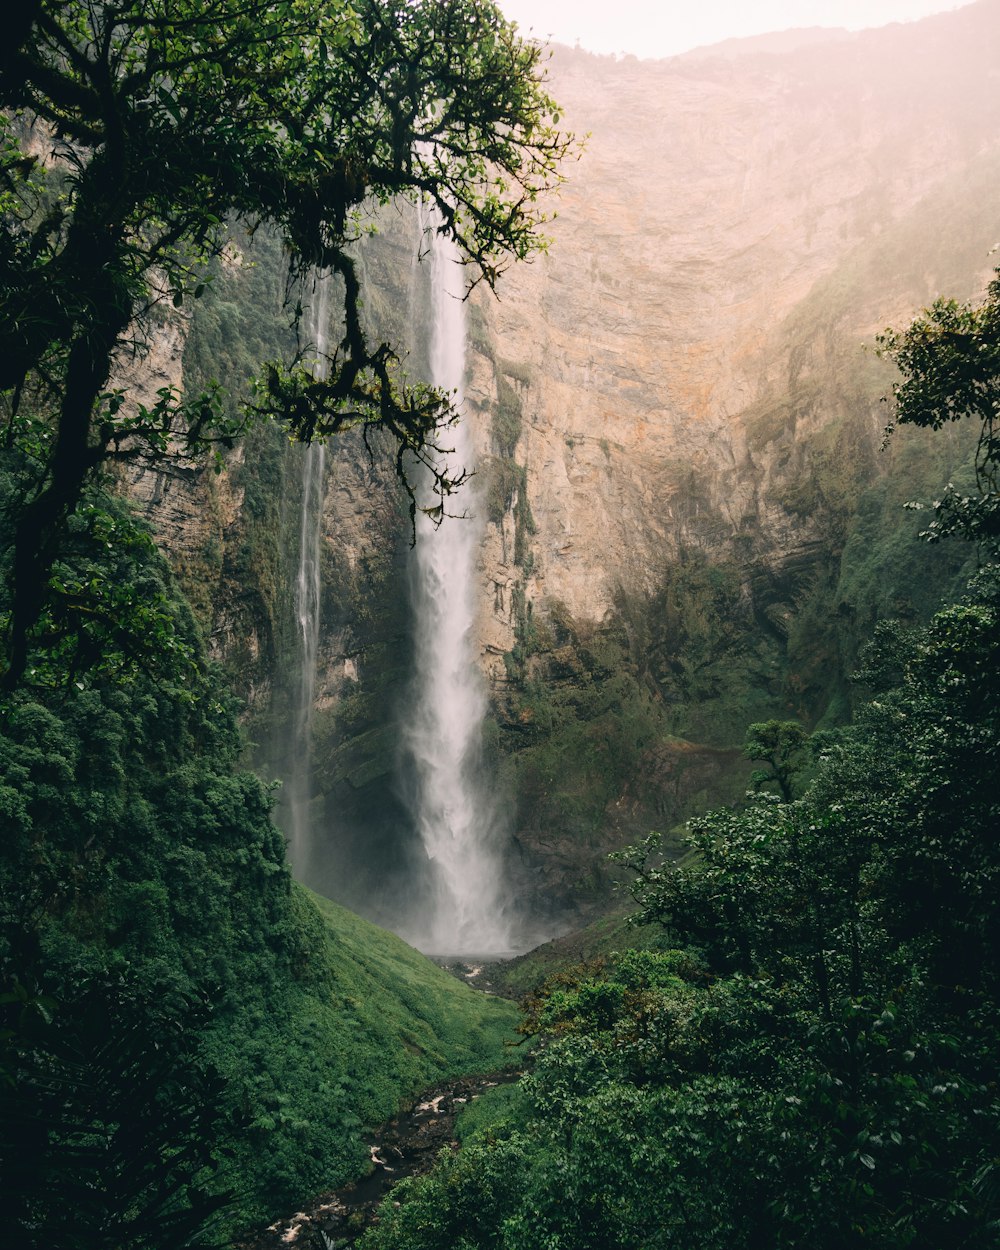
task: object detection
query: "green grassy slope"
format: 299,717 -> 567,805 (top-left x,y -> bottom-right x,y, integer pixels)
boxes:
309,888 -> 520,1082
486,907 -> 668,1001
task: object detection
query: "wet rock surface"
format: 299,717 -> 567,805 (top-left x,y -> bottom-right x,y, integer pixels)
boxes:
236,1069 -> 521,1250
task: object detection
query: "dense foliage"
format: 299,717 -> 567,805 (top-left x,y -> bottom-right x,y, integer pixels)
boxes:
360,566 -> 1000,1250
878,272 -> 1000,548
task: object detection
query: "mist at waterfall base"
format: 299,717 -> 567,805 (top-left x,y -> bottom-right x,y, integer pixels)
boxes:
273,225 -> 550,959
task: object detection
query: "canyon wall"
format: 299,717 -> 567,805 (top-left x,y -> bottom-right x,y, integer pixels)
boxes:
144,2 -> 1000,930
472,1 -> 999,683
442,2 -> 1000,918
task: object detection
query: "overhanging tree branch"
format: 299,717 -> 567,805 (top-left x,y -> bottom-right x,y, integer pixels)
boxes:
0,0 -> 574,687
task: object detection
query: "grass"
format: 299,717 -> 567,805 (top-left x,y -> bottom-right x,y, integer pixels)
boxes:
307,888 -> 522,1085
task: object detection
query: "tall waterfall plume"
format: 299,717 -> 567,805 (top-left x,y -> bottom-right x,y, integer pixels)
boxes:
403,213 -> 512,956
284,271 -> 330,878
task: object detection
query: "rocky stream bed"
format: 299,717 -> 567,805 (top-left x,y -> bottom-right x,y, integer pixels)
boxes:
236,1067 -> 521,1249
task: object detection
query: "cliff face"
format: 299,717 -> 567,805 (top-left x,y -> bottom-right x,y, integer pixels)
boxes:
471,2 -> 1000,653
147,2 -> 1000,929
444,2 -> 1000,916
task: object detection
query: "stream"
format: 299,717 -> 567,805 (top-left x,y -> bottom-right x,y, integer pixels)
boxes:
235,1067 -> 522,1250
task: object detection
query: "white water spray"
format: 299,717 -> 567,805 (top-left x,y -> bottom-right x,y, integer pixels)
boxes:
285,271 -> 330,878
404,214 -> 512,955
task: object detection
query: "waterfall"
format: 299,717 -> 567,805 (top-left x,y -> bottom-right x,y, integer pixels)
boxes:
285,271 -> 330,879
403,211 -> 512,956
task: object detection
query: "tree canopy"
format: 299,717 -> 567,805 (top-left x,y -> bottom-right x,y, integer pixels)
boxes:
0,0 -> 570,687
878,271 -> 1000,549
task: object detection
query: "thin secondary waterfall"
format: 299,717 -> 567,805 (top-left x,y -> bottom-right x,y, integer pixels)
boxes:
285,271 -> 330,878
403,213 -> 512,955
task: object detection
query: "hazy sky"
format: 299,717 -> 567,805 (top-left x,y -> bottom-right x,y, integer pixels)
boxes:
498,0 -> 967,58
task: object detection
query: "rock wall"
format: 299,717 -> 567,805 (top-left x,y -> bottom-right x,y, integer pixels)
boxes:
144,2 -> 1000,930
440,2 -> 1000,919
469,1 -> 1000,668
